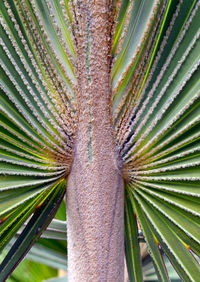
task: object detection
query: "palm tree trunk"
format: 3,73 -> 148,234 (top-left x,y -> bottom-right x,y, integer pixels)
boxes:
66,1 -> 124,281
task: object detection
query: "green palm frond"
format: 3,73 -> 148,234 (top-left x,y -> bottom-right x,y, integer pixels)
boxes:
0,0 -> 200,281
114,0 -> 200,280
1,0 -> 74,279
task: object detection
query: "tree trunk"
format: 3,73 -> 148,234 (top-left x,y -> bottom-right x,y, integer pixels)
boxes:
66,1 -> 124,281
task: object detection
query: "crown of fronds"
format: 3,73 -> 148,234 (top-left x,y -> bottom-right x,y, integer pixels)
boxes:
0,0 -> 200,281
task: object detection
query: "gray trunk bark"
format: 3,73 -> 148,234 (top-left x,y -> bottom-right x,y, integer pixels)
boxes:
66,1 -> 124,281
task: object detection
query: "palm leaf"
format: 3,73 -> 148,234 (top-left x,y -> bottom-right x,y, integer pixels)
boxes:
0,249 -> 58,282
1,0 -> 73,276
0,180 -> 65,281
115,1 -> 200,280
0,0 -> 200,281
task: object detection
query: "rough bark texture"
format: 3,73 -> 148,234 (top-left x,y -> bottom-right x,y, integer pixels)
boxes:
66,1 -> 124,281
